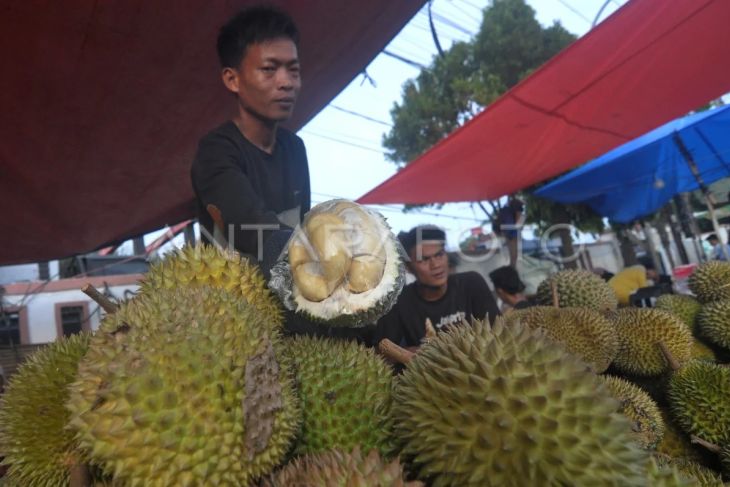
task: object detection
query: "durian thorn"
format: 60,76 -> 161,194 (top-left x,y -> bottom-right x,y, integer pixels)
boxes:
81,283 -> 118,314
691,435 -> 722,454
378,338 -> 414,365
657,341 -> 680,371
424,318 -> 437,341
550,281 -> 559,308
69,462 -> 92,487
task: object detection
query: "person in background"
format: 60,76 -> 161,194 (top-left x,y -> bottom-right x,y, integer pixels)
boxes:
608,256 -> 659,306
494,197 -> 524,268
373,226 -> 501,354
706,234 -> 730,261
489,265 -> 533,312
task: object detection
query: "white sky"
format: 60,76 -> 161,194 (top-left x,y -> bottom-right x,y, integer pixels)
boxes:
141,0 -> 628,256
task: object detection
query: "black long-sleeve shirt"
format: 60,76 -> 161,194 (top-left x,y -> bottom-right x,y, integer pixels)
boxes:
191,121 -> 310,259
373,271 -> 501,348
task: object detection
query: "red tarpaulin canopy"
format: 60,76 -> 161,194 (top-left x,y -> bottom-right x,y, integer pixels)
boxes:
1,1 -> 424,265
358,0 -> 730,206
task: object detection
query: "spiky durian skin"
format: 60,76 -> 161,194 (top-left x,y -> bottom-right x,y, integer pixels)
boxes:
0,333 -> 90,486
601,376 -> 665,449
654,455 -> 724,487
66,288 -> 299,486
689,261 -> 730,303
261,448 -> 422,487
656,295 -> 702,333
536,270 -> 618,311
697,299 -> 730,350
648,456 -> 707,487
667,361 -> 730,445
609,308 -> 692,376
284,336 -> 393,456
506,306 -> 618,372
392,319 -> 649,487
140,243 -> 283,328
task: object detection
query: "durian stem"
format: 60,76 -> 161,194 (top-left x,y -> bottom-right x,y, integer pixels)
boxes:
550,281 -> 559,308
657,341 -> 680,371
424,318 -> 436,341
82,284 -> 119,314
69,463 -> 91,487
378,339 -> 414,365
691,435 -> 722,454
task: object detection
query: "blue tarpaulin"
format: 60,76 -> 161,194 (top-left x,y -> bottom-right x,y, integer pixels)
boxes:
535,104 -> 730,223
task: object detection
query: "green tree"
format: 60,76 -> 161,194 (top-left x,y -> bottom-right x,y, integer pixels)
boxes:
383,0 -> 604,266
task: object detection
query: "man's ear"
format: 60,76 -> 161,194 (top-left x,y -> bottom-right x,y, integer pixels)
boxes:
221,67 -> 240,94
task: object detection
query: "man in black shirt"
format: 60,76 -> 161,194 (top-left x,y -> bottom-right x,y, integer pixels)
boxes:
374,226 -> 501,350
191,7 -> 310,262
488,265 -> 533,312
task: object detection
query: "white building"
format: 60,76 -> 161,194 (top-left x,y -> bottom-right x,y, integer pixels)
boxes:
1,274 -> 142,345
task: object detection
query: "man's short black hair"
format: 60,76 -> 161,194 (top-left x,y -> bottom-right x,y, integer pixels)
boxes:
489,266 -> 526,295
706,233 -> 719,242
398,225 -> 446,255
217,6 -> 300,69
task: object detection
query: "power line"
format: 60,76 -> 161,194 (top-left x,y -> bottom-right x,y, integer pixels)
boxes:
555,0 -> 591,24
455,0 -> 484,14
328,105 -> 392,127
300,131 -> 386,154
311,191 -> 484,222
382,50 -> 428,69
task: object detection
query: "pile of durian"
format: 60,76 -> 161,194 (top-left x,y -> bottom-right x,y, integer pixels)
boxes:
2,243 -> 730,485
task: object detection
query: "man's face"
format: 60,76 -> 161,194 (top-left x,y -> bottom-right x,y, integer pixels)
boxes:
224,37 -> 301,123
408,242 -> 449,288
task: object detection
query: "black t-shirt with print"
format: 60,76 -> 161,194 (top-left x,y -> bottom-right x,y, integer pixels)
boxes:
373,271 -> 501,348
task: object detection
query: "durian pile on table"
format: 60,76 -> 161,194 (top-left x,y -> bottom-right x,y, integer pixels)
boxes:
1,200 -> 730,486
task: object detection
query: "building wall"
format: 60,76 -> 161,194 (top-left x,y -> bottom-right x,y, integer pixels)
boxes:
2,274 -> 142,344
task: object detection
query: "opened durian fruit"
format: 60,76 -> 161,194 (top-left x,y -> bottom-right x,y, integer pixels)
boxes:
269,199 -> 405,327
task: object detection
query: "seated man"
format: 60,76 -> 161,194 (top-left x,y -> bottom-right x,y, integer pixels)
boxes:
608,257 -> 659,306
488,265 -> 532,312
707,234 -> 730,261
373,226 -> 500,351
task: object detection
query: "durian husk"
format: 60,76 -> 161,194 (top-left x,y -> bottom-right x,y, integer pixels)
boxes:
655,294 -> 702,333
688,261 -> 730,303
536,270 -> 618,311
667,360 -> 730,446
608,308 -> 692,376
601,375 -> 665,449
140,243 -> 283,329
392,318 -> 649,486
284,336 -> 394,456
261,447 -> 422,487
66,287 -> 300,486
697,299 -> 730,350
0,333 -> 92,486
646,456 -> 703,486
653,454 -> 724,486
505,306 -> 618,372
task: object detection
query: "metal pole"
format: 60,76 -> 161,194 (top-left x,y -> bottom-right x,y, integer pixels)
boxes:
673,133 -> 729,260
